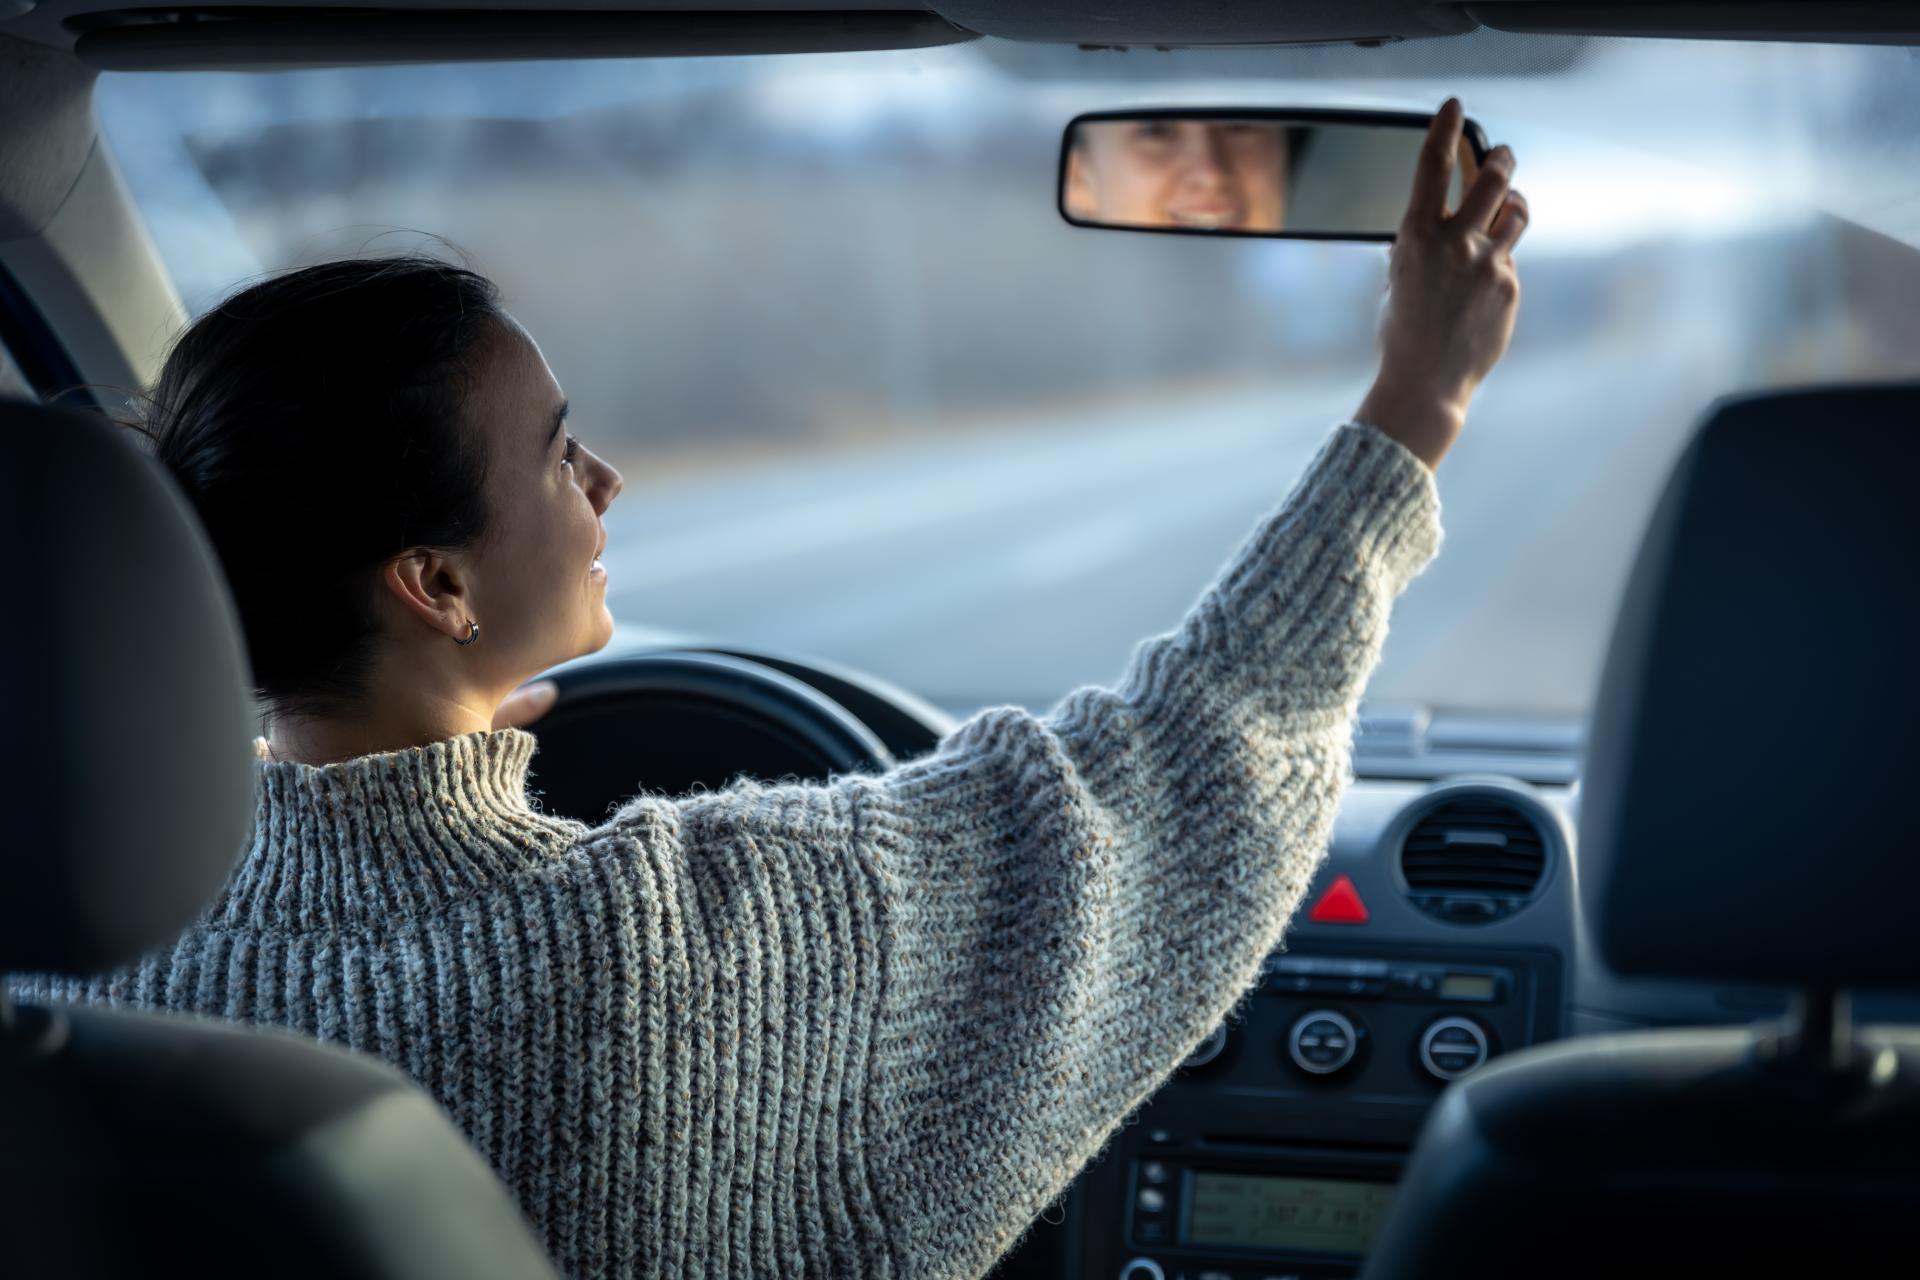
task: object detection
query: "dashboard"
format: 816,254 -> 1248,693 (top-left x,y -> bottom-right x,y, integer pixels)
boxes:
1021,775 -> 1573,1280
991,771 -> 1920,1280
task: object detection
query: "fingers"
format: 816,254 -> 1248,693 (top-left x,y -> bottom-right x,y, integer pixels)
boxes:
1451,134 -> 1481,217
1489,189 -> 1530,253
1454,144 -> 1515,232
1406,98 -> 1465,226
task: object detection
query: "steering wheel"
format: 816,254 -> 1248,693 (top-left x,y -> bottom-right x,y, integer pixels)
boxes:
528,649 -> 941,824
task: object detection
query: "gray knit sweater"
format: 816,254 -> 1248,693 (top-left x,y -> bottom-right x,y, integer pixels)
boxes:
19,422 -> 1439,1279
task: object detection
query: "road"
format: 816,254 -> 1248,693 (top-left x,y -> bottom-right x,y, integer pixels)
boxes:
595,342 -> 1732,720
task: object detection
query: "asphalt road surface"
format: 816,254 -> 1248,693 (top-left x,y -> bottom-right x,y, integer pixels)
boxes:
596,343 -> 1726,721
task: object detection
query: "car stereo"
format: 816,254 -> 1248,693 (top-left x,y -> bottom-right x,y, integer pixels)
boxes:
1074,942 -> 1563,1280
1118,1146 -> 1401,1280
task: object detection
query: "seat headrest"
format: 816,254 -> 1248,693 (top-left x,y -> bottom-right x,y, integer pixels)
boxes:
1,399 -> 256,976
1580,384 -> 1920,987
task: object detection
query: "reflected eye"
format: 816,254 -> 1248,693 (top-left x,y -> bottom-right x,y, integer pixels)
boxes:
1132,122 -> 1176,143
562,434 -> 580,467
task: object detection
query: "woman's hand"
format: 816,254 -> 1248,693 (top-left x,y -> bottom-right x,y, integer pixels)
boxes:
1357,98 -> 1529,469
492,679 -> 559,731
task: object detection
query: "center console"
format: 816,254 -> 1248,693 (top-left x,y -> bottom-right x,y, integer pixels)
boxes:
1074,940 -> 1563,1280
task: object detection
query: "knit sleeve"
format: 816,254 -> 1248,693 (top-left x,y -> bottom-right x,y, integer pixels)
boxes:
628,423 -> 1435,1276
847,422 -> 1440,1276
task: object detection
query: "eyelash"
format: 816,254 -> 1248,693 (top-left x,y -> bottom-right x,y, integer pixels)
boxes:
562,434 -> 580,467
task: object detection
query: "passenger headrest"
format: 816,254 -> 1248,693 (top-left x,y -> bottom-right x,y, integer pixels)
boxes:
1581,384 -> 1920,987
0,399 -> 256,976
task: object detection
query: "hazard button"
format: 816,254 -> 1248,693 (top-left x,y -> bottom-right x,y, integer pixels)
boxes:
1308,874 -> 1369,924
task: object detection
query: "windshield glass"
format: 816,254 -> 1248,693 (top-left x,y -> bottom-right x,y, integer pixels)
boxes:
96,32 -> 1920,720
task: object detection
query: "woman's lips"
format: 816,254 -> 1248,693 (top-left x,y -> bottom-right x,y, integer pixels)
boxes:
1168,208 -> 1240,229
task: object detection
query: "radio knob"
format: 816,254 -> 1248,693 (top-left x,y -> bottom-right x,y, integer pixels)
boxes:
1117,1259 -> 1166,1280
1182,1022 -> 1229,1069
1419,1015 -> 1491,1081
1286,1009 -> 1361,1075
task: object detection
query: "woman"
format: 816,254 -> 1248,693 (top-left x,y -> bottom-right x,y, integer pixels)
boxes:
21,102 -> 1525,1277
1063,117 -> 1296,232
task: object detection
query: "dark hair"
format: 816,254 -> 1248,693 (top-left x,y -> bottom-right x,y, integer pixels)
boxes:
142,255 -> 506,721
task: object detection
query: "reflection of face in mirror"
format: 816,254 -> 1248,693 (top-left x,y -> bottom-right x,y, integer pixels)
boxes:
1064,120 -> 1294,232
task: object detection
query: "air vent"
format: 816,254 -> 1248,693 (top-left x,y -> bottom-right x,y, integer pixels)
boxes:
1398,793 -> 1549,925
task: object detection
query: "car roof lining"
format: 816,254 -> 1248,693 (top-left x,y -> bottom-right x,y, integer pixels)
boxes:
64,9 -> 975,73
1,1 -> 1918,70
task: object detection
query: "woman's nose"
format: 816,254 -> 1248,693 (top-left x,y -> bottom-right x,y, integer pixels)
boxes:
590,453 -> 623,514
1180,129 -> 1230,187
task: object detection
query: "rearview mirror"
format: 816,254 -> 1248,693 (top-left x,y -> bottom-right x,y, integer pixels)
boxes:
1058,109 -> 1489,241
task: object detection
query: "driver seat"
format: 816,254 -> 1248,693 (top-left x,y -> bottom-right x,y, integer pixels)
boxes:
0,397 -> 560,1280
1361,384 -> 1920,1278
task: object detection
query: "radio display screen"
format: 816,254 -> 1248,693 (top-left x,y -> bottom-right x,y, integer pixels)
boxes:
1184,1172 -> 1395,1254
1440,973 -> 1497,1001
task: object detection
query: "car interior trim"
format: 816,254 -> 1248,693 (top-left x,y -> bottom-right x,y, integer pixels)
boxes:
63,8 -> 977,71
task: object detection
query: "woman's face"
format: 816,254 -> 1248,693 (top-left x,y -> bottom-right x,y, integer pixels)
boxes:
459,317 -> 624,681
1065,120 -> 1291,232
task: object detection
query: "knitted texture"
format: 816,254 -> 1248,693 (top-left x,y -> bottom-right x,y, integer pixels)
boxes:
16,422 -> 1439,1279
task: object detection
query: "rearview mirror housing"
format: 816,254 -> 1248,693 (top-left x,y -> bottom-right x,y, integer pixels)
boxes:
1058,108 -> 1490,242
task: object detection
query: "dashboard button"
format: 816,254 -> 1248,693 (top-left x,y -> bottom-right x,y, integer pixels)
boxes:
1287,1009 -> 1361,1075
1137,1187 -> 1166,1213
1140,1160 -> 1169,1185
1118,1259 -> 1166,1280
1419,1016 -> 1491,1081
1183,1023 -> 1229,1069
1307,874 -> 1370,924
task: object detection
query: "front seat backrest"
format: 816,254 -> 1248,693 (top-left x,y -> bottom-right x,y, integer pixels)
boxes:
1361,383 -> 1920,1279
0,397 -> 559,1280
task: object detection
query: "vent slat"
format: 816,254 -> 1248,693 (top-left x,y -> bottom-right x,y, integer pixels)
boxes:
1406,875 -> 1542,891
1400,794 -> 1548,924
1404,840 -> 1544,852
1404,857 -> 1543,874
1404,862 -> 1542,878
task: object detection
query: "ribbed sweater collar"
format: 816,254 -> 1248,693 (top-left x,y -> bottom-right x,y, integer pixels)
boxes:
209,728 -> 588,932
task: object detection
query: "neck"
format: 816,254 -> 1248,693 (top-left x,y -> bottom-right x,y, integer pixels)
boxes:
268,684 -> 502,766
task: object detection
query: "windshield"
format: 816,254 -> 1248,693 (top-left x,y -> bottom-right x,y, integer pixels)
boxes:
96,32 -> 1920,720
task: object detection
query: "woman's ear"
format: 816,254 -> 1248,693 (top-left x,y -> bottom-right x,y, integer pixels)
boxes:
380,550 -> 474,642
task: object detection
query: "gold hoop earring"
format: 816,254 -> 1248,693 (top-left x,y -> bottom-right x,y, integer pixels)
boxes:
455,620 -> 480,646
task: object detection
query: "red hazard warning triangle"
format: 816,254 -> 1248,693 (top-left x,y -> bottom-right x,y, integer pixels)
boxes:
1308,874 -> 1370,924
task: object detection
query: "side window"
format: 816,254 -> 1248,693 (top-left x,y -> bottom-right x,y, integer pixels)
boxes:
0,262 -> 90,407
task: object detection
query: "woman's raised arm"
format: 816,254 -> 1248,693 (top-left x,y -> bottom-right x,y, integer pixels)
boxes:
601,98 -> 1525,1278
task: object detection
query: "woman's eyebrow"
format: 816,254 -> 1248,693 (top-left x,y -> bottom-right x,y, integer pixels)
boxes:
546,401 -> 569,446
